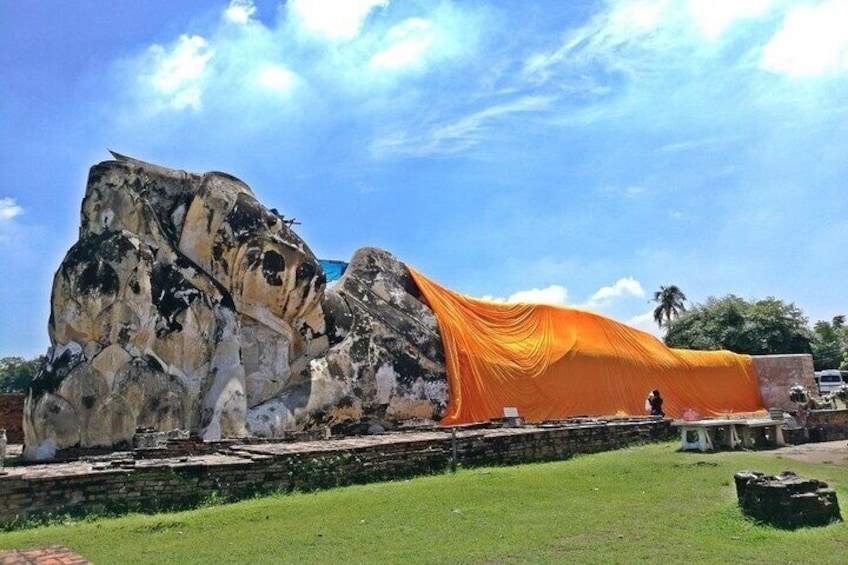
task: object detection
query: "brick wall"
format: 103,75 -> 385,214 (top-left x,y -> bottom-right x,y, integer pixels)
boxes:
753,354 -> 816,411
805,409 -> 848,442
0,394 -> 24,443
0,419 -> 673,526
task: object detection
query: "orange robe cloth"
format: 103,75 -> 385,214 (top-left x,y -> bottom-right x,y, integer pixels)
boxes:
407,268 -> 765,424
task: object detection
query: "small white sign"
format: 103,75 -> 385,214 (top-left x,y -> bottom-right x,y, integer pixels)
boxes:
503,407 -> 519,418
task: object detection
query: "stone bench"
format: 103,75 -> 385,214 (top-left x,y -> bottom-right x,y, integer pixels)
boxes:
671,419 -> 741,451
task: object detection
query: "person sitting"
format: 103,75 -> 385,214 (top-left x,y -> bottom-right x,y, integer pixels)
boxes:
647,389 -> 665,417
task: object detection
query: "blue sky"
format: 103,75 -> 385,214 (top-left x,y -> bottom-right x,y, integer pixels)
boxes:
1,0 -> 847,358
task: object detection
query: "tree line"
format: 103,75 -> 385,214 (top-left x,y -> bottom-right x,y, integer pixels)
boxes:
653,287 -> 847,370
0,356 -> 43,394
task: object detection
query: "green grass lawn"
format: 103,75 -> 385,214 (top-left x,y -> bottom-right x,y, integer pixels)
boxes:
1,441 -> 846,564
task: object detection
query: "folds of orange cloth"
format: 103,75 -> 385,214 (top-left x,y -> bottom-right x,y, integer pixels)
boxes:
407,268 -> 765,425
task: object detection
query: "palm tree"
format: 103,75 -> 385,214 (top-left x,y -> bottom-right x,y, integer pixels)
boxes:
652,285 -> 687,329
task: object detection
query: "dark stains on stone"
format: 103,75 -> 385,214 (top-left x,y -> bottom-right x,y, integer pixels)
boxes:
77,261 -> 120,296
212,241 -> 231,274
320,292 -> 353,346
228,194 -> 277,243
206,170 -> 246,187
261,250 -> 285,286
173,253 -> 197,272
161,196 -> 193,239
349,334 -> 371,361
148,395 -> 161,412
29,347 -> 85,398
298,321 -> 323,343
129,278 -> 141,294
205,208 -> 215,234
245,247 -> 262,271
301,280 -> 314,304
295,261 -> 317,286
198,407 -> 214,430
297,260 -> 323,304
218,288 -> 236,312
81,395 -> 96,410
212,242 -> 224,261
335,396 -> 355,409
173,248 -> 236,314
144,355 -> 165,374
86,162 -> 112,188
97,235 -> 136,264
62,232 -> 135,295
386,349 -> 432,387
117,325 -> 132,346
150,262 -> 203,336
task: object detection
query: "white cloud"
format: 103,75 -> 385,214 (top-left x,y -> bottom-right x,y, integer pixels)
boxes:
687,0 -> 773,39
371,95 -> 553,157
288,0 -> 388,41
657,134 -> 739,153
0,198 -> 23,221
522,0 -> 692,83
507,285 -> 570,305
120,0 -> 482,123
588,277 -> 645,307
143,34 -> 214,111
478,279 -> 661,338
521,0 -> 784,86
0,198 -> 24,244
480,285 -> 570,305
370,18 -> 434,70
257,63 -> 298,93
224,0 -> 257,25
598,184 -> 648,199
479,276 -> 645,310
761,0 -> 848,77
625,310 -> 663,337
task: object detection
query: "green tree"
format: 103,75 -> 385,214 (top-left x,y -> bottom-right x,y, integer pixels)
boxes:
652,285 -> 687,329
664,295 -> 812,355
811,315 -> 848,370
0,356 -> 42,393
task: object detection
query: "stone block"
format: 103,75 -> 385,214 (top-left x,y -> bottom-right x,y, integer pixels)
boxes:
734,470 -> 842,529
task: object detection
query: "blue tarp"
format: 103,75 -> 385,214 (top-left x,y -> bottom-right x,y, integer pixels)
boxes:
319,260 -> 348,282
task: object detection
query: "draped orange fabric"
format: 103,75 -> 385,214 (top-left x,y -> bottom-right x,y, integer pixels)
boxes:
407,268 -> 765,424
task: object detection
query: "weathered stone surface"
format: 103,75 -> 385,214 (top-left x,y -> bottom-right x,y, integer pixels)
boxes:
734,470 -> 843,528
24,154 -> 447,458
753,354 -> 816,411
244,246 -> 447,436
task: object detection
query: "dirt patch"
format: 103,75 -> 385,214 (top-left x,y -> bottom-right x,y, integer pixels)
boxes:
766,440 -> 848,465
0,545 -> 90,564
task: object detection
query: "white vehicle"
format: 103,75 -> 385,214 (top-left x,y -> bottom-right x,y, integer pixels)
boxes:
816,370 -> 846,394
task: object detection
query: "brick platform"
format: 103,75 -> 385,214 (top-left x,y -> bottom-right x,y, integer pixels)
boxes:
0,417 -> 673,526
